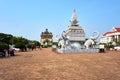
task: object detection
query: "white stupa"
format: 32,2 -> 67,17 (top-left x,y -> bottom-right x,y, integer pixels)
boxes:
66,9 -> 85,47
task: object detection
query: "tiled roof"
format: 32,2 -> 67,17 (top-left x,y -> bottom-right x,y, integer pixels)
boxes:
103,32 -> 114,36
103,27 -> 120,36
115,28 -> 120,32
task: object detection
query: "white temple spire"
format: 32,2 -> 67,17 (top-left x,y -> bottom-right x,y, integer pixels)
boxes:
70,9 -> 78,26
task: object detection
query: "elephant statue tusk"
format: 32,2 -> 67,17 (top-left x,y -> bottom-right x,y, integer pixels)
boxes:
90,31 -> 100,40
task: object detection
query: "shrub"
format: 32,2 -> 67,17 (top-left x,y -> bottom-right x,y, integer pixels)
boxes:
15,42 -> 26,51
0,42 -> 9,52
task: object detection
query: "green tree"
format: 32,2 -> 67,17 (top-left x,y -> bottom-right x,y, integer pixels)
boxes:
15,42 -> 26,52
0,33 -> 13,44
0,42 -> 9,51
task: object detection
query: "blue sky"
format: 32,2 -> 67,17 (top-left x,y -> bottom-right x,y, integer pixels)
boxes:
0,0 -> 120,41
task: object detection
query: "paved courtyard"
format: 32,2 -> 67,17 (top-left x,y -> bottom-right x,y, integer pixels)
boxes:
0,48 -> 120,80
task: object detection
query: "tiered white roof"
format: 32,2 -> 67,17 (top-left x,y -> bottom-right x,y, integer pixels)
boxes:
66,9 -> 85,41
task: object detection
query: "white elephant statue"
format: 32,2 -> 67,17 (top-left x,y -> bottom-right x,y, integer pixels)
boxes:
57,31 -> 71,49
84,31 -> 99,49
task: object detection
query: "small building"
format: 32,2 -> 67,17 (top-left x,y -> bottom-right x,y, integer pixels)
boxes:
100,27 -> 120,44
40,29 -> 53,47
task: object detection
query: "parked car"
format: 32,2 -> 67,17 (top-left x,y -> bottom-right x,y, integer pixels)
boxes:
114,46 -> 120,51
0,51 -> 5,57
0,49 -> 15,57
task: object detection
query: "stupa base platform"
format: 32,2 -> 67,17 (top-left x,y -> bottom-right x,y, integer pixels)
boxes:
53,48 -> 105,53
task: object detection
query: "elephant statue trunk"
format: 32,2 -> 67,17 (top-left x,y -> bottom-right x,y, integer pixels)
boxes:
84,31 -> 99,49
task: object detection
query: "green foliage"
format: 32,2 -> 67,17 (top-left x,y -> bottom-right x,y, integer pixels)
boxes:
0,33 -> 13,44
0,42 -> 9,51
100,43 -> 114,50
0,32 -> 40,51
15,42 -> 25,49
27,44 -> 32,49
9,37 -> 19,44
0,33 -> 13,38
33,41 -> 40,46
116,40 -> 120,45
15,42 -> 26,52
52,42 -> 58,45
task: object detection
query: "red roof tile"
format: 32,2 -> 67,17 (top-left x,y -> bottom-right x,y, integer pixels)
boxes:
103,27 -> 120,36
115,28 -> 120,32
103,32 -> 114,36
